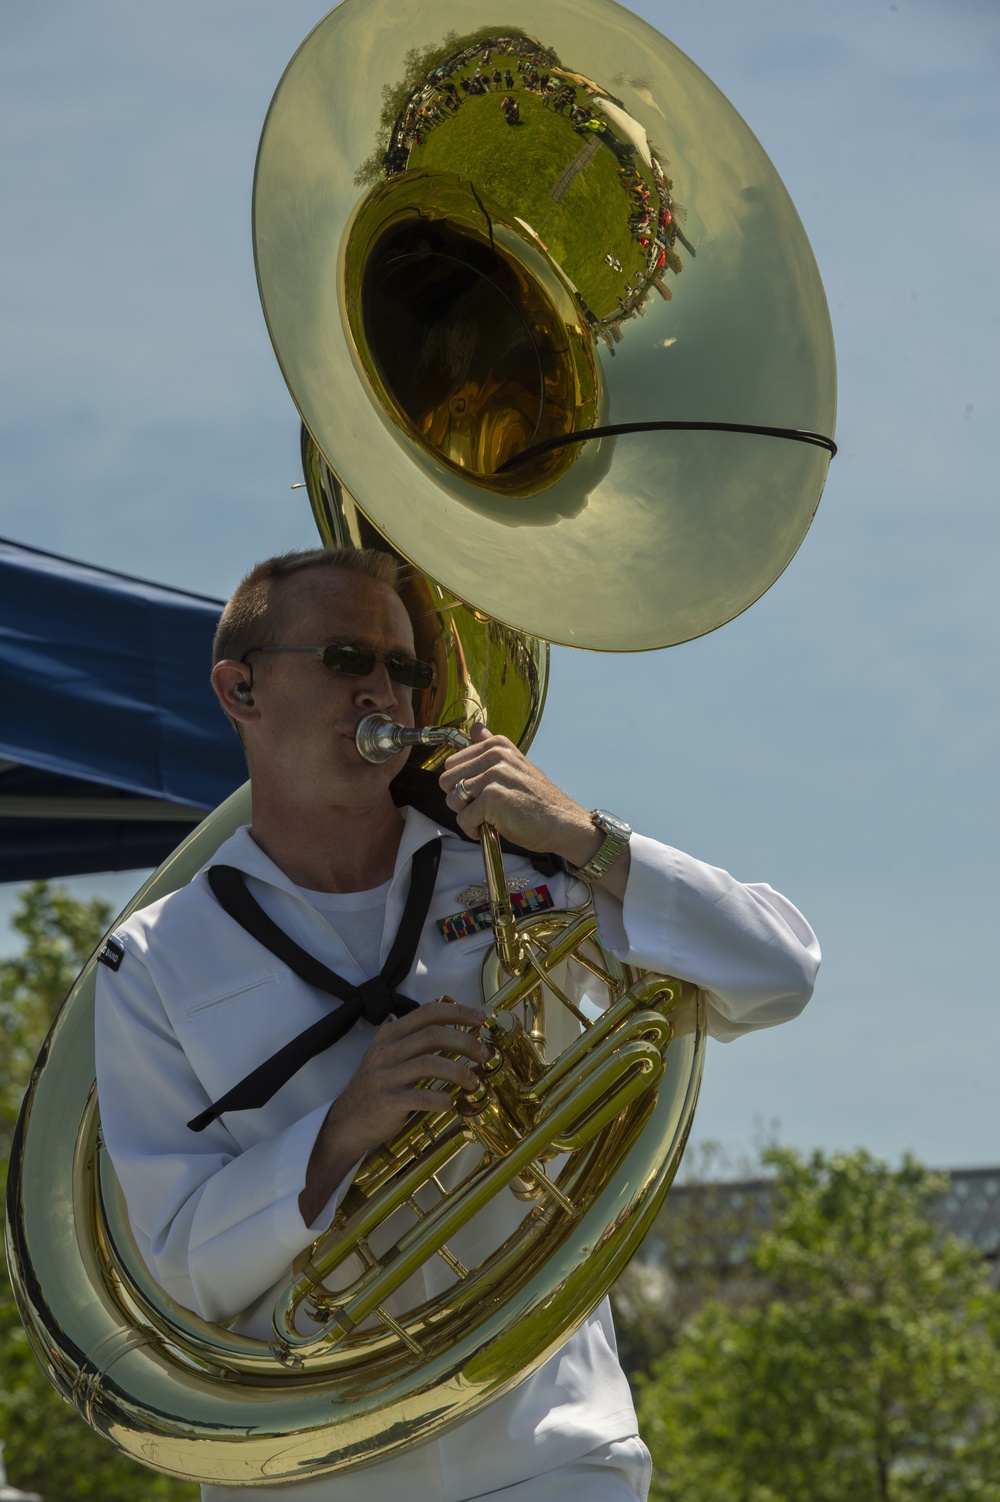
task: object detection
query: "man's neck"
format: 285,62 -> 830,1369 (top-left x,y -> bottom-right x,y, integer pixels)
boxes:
248,790 -> 406,893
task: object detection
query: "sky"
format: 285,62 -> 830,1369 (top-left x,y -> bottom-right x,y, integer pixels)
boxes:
1,0 -> 997,1173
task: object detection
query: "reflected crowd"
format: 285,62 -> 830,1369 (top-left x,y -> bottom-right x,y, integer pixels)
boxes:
381,33 -> 693,341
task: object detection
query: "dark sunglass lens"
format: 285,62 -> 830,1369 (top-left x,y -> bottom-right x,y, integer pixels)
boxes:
322,644 -> 376,676
387,655 -> 434,690
320,643 -> 433,688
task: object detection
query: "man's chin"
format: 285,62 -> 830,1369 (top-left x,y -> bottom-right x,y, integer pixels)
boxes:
326,752 -> 405,801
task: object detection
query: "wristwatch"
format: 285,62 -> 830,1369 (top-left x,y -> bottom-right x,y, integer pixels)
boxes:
564,809 -> 632,883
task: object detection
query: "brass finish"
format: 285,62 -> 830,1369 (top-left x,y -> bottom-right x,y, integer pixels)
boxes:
478,822 -> 526,976
255,0 -> 836,649
343,174 -> 600,493
5,785 -> 705,1481
302,429 -> 549,755
6,0 -> 836,1483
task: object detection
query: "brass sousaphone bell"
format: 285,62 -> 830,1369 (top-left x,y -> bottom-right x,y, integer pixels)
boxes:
6,0 -> 836,1484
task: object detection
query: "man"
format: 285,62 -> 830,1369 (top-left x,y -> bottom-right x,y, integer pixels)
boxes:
96,547 -> 819,1502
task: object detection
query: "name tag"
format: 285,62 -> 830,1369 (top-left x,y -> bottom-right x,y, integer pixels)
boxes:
98,936 -> 125,971
437,884 -> 554,943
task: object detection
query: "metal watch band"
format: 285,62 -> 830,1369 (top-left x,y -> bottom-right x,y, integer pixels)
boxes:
564,809 -> 631,883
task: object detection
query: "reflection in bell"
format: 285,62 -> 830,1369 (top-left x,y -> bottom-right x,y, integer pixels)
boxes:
346,171 -> 601,493
363,214 -> 579,480
255,0 -> 836,648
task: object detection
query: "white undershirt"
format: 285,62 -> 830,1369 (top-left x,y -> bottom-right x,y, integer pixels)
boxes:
295,878 -> 392,977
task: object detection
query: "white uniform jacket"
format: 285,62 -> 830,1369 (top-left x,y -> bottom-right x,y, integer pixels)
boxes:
95,808 -> 820,1502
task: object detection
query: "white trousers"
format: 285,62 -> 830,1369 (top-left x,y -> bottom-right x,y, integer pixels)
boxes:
466,1437 -> 652,1502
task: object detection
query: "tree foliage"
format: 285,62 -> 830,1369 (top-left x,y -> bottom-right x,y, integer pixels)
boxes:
612,1139 -> 771,1377
1,881 -> 111,1170
637,1148 -> 1000,1502
0,882 -> 198,1501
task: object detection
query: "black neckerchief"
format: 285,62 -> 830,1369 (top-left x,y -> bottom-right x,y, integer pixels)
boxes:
187,837 -> 442,1132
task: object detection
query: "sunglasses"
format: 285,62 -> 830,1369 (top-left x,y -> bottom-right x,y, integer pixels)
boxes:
241,642 -> 436,691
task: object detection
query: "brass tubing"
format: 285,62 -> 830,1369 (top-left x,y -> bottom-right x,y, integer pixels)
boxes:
456,1084 -> 524,1159
483,912 -> 599,1016
528,983 -> 677,1102
274,1130 -> 472,1349
279,1044 -> 661,1357
479,823 -> 525,976
548,1041 -> 666,1153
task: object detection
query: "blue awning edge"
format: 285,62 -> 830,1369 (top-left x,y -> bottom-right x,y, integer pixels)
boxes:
0,536 -> 247,880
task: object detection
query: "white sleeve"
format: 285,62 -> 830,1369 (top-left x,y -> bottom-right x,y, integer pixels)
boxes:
95,944 -> 352,1323
590,833 -> 820,1042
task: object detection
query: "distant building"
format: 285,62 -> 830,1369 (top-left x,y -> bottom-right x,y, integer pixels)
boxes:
935,1166 -> 1000,1272
638,1166 -> 1000,1288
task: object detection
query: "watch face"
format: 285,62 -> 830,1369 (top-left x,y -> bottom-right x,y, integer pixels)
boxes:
594,810 -> 632,840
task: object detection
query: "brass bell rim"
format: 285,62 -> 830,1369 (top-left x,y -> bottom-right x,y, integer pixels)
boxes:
253,0 -> 836,651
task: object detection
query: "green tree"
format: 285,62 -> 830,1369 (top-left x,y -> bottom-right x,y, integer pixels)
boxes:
1,882 -> 111,1167
1,881 -> 198,1502
637,1148 -> 1000,1502
612,1140 -> 771,1379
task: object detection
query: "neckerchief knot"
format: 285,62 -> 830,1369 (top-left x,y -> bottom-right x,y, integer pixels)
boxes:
186,837 -> 442,1132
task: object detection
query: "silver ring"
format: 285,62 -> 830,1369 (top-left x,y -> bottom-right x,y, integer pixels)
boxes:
454,778 -> 475,806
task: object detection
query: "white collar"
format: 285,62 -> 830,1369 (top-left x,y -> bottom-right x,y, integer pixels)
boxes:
197,805 -> 455,902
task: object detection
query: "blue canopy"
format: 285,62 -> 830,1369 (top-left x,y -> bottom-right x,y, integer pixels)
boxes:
0,537 -> 247,881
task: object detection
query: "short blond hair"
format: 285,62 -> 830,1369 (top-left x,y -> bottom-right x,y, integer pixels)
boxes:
213,548 -> 401,667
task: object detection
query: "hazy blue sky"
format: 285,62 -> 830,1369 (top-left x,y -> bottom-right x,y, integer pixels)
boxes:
1,1 -> 997,1170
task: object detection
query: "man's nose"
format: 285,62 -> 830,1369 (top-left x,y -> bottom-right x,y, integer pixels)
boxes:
353,664 -> 398,711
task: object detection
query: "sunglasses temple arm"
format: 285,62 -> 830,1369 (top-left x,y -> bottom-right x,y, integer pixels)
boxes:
355,715 -> 470,765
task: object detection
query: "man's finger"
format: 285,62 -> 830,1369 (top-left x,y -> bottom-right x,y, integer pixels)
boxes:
383,1001 -> 486,1034
441,744 -> 511,783
440,731 -> 511,780
392,1055 -> 483,1091
400,1086 -> 466,1114
385,1026 -> 492,1065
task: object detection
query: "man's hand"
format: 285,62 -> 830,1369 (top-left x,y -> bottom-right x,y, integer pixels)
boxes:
299,1002 -> 490,1226
439,727 -> 626,884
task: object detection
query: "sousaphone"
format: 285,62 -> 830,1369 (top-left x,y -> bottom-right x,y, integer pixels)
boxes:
6,0 -> 836,1484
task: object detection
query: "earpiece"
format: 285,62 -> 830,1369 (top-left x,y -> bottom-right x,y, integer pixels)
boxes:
233,683 -> 254,704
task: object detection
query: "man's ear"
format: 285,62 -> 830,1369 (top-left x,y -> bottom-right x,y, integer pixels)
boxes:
212,660 -> 257,722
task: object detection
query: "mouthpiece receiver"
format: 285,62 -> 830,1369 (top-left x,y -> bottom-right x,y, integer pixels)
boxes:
355,714 -> 470,764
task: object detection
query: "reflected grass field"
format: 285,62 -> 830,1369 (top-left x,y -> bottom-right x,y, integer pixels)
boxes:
409,91 -> 647,318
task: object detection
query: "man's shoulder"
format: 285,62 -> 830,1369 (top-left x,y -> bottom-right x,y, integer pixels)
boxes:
110,825 -> 260,954
111,871 -> 219,955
